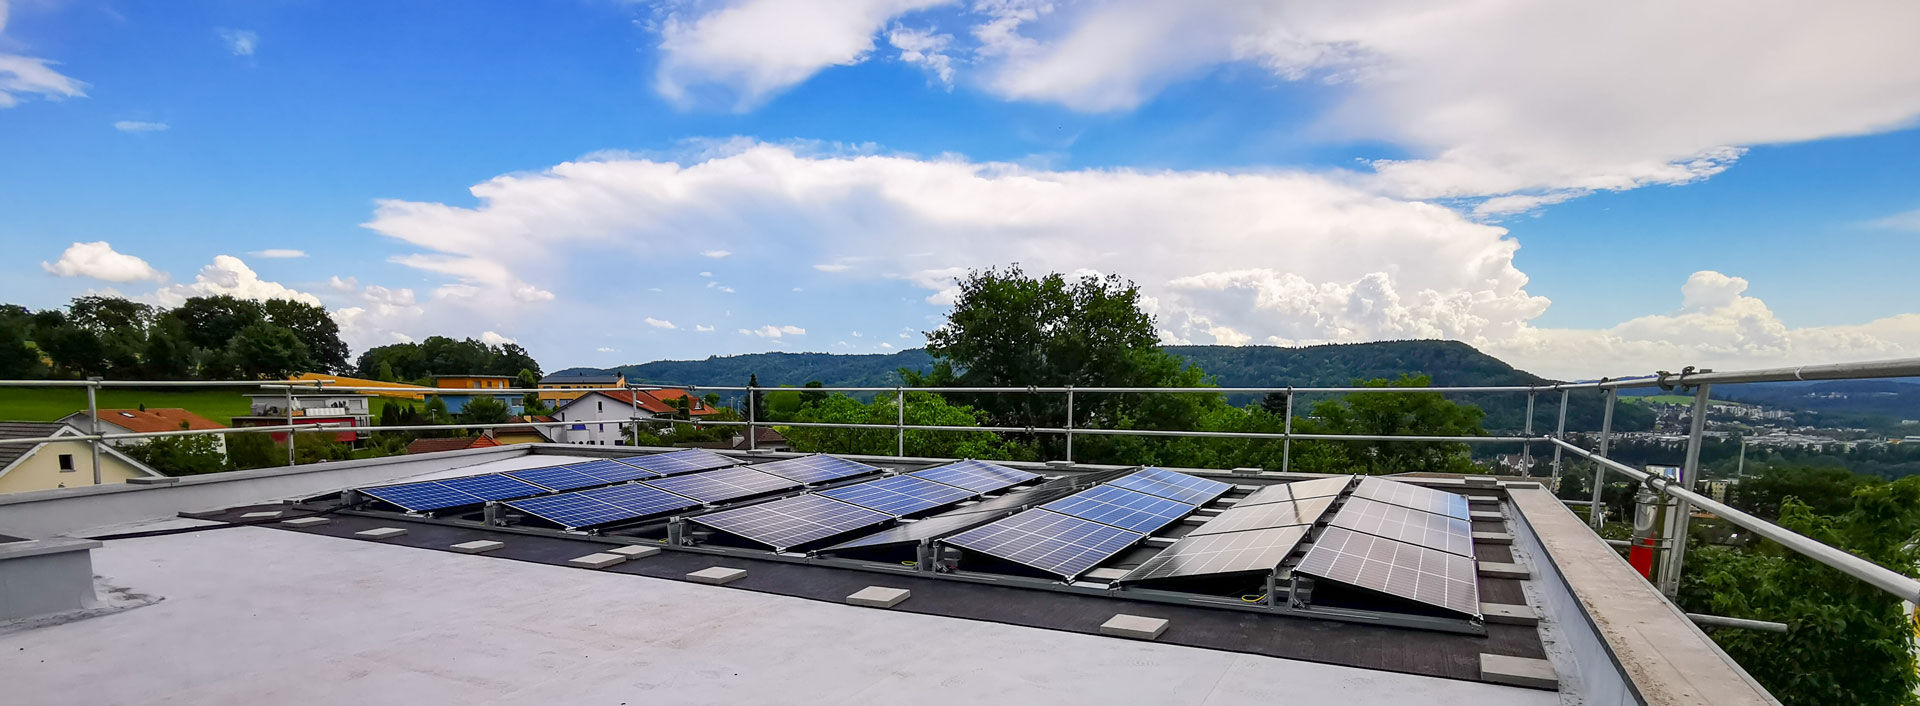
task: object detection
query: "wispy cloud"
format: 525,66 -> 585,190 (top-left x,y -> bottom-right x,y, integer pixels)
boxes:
740,324 -> 805,338
113,120 -> 169,133
1866,207 -> 1920,233
813,263 -> 851,272
0,55 -> 88,108
644,317 -> 677,329
217,28 -> 258,56
249,249 -> 307,259
701,249 -> 732,258
695,324 -> 715,332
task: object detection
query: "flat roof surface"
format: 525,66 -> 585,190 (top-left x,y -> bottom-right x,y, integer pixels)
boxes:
2,527 -> 1554,706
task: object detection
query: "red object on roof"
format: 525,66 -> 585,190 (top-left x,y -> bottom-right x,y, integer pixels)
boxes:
94,408 -> 227,433
405,436 -> 501,455
582,389 -> 718,416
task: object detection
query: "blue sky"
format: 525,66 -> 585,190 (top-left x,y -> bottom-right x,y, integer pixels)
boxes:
2,0 -> 1918,380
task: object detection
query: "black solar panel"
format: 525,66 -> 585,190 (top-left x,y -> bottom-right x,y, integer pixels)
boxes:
1040,485 -> 1192,534
943,509 -> 1144,579
1294,526 -> 1481,618
642,466 -> 800,503
504,465 -> 605,492
749,455 -> 882,485
504,493 -> 637,529
818,475 -> 975,516
1188,495 -> 1335,537
689,495 -> 892,550
360,473 -> 547,511
616,448 -> 739,476
1329,497 -> 1474,557
1117,525 -> 1311,583
1107,467 -> 1232,505
1350,477 -> 1471,519
565,459 -> 661,483
909,459 -> 1041,493
1237,476 -> 1352,507
815,471 -> 1124,553
574,483 -> 702,518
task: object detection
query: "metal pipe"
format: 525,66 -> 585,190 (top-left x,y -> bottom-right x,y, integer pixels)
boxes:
1521,391 -> 1535,477
1551,389 -> 1569,486
896,387 -> 905,457
1554,356 -> 1920,390
1591,388 -> 1616,530
1065,387 -> 1075,463
284,386 -> 296,467
85,380 -> 102,485
1662,384 -> 1711,597
746,384 -> 757,452
1687,613 -> 1789,633
1281,387 -> 1294,473
1553,437 -> 1920,605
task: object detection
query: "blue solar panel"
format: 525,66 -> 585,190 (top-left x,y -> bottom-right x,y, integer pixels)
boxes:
909,459 -> 1041,493
360,481 -> 484,512
819,475 -> 976,516
616,448 -> 738,476
504,465 -> 605,491
504,493 -> 635,529
1107,467 -> 1232,505
750,455 -> 882,485
565,459 -> 660,483
436,474 -> 547,501
1350,477 -> 1472,520
689,495 -> 892,550
575,483 -> 702,517
943,509 -> 1145,579
1040,485 -> 1192,533
642,466 -> 800,503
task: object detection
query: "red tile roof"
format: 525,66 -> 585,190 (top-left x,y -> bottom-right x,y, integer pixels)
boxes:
94,408 -> 227,433
578,389 -> 719,416
405,436 -> 501,455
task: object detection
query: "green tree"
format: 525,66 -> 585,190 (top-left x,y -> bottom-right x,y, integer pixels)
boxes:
141,316 -> 195,379
37,323 -> 106,378
293,434 -> 355,464
747,373 -> 765,420
1291,374 -> 1488,475
172,295 -> 266,352
68,295 -> 156,335
0,316 -> 41,378
1680,477 -> 1920,706
123,434 -> 227,476
799,381 -> 828,407
782,391 -> 1033,460
227,322 -> 314,379
1734,465 -> 1878,520
459,395 -> 511,425
261,298 -> 350,373
226,432 -> 287,470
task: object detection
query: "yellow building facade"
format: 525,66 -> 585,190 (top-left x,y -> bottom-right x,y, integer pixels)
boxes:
0,424 -> 164,495
537,373 -> 627,403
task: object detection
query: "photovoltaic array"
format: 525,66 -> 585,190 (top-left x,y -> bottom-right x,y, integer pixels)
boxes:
360,473 -> 547,512
616,448 -> 739,476
688,494 -> 892,550
1107,467 -> 1232,505
642,466 -> 799,504
1294,526 -> 1480,618
1236,476 -> 1352,507
1330,497 -> 1474,557
1350,477 -> 1471,519
749,454 -> 883,485
1187,495 -> 1335,537
944,509 -> 1146,579
1120,525 -> 1313,583
818,475 -> 976,516
908,459 -> 1041,493
504,464 -> 619,492
504,482 -> 702,529
1039,484 -> 1193,533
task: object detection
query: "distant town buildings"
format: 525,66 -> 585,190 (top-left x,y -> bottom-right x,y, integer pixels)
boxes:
232,392 -> 372,444
431,375 -> 524,416
552,389 -> 717,446
537,372 -> 628,403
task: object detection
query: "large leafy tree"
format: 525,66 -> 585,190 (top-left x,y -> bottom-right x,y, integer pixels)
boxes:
1680,477 -> 1920,706
458,395 -> 511,425
261,298 -> 350,373
124,435 -> 228,476
227,322 -> 315,379
1733,465 -> 1877,520
782,392 -> 1034,460
1292,374 -> 1488,475
173,295 -> 267,352
0,314 -> 42,378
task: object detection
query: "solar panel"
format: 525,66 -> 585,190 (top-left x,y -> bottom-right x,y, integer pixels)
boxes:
642,466 -> 800,504
575,483 -> 702,518
616,448 -> 739,476
1117,525 -> 1311,583
1294,526 -> 1481,618
815,471 -> 1127,553
909,459 -> 1042,493
943,509 -> 1144,579
1237,476 -> 1353,506
1189,495 -> 1336,537
689,495 -> 893,550
436,474 -> 545,501
818,475 -> 976,516
504,493 -> 636,529
504,465 -> 605,492
359,481 -> 487,512
565,459 -> 661,483
1040,485 -> 1193,533
1106,467 -> 1232,505
1329,497 -> 1474,557
1350,477 -> 1471,520
749,455 -> 882,485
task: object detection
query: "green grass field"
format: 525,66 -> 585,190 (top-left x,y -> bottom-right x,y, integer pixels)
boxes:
0,387 -> 418,426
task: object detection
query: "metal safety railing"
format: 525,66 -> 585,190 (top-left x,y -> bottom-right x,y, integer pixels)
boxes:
4,354 -> 1920,607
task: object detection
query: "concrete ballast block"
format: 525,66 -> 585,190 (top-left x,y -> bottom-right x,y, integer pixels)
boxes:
1480,653 -> 1559,690
568,553 -> 628,569
450,540 -> 505,554
356,527 -> 409,540
1478,561 -> 1531,580
608,545 -> 661,558
1502,481 -> 1543,490
1472,531 -> 1515,545
847,586 -> 912,608
240,511 -> 283,519
687,567 -> 748,585
1470,510 -> 1503,521
1468,495 -> 1499,505
280,517 -> 331,527
1463,475 -> 1499,486
1480,602 -> 1540,626
1099,614 -> 1170,640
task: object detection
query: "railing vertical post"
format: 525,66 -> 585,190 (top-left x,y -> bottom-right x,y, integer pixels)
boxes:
896,387 -> 905,457
1064,386 -> 1075,463
1591,388 -> 1616,530
1551,389 -> 1569,486
85,379 -> 101,485
1661,383 -> 1712,597
629,386 -> 640,447
284,386 -> 296,467
746,384 -> 757,452
1281,387 -> 1294,473
1521,391 -> 1536,476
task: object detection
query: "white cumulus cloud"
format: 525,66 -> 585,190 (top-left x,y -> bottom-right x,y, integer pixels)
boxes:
695,324 -> 716,332
653,0 -> 952,109
148,255 -> 321,308
742,324 -> 806,338
479,330 -> 516,346
250,249 -> 308,259
644,317 -> 678,329
42,242 -> 166,283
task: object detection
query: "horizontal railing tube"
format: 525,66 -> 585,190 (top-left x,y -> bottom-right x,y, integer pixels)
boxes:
1552,437 -> 1920,604
1687,613 -> 1789,633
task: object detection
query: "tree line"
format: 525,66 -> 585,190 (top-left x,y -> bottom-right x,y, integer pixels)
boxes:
0,294 -> 351,379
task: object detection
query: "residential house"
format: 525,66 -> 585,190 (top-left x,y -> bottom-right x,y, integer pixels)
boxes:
284,373 -> 429,401
0,422 -> 164,494
58,408 -> 229,455
232,392 -> 373,444
678,427 -> 790,452
405,436 -> 501,455
486,415 -> 556,445
552,389 -> 718,446
537,371 -> 628,403
432,375 -> 524,416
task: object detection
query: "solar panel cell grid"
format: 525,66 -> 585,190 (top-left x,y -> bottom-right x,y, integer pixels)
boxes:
1294,526 -> 1481,618
1189,495 -> 1335,537
944,509 -> 1145,579
1237,476 -> 1353,507
1040,485 -> 1193,534
1330,497 -> 1474,557
750,455 -> 882,484
691,495 -> 892,550
575,483 -> 702,517
1118,525 -> 1311,583
616,448 -> 739,476
1107,467 -> 1233,505
435,474 -> 547,502
818,475 -> 975,516
504,493 -> 635,529
504,465 -> 604,492
1351,477 -> 1472,519
360,482 -> 483,512
642,467 -> 800,503
564,459 -> 660,483
909,459 -> 1041,493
